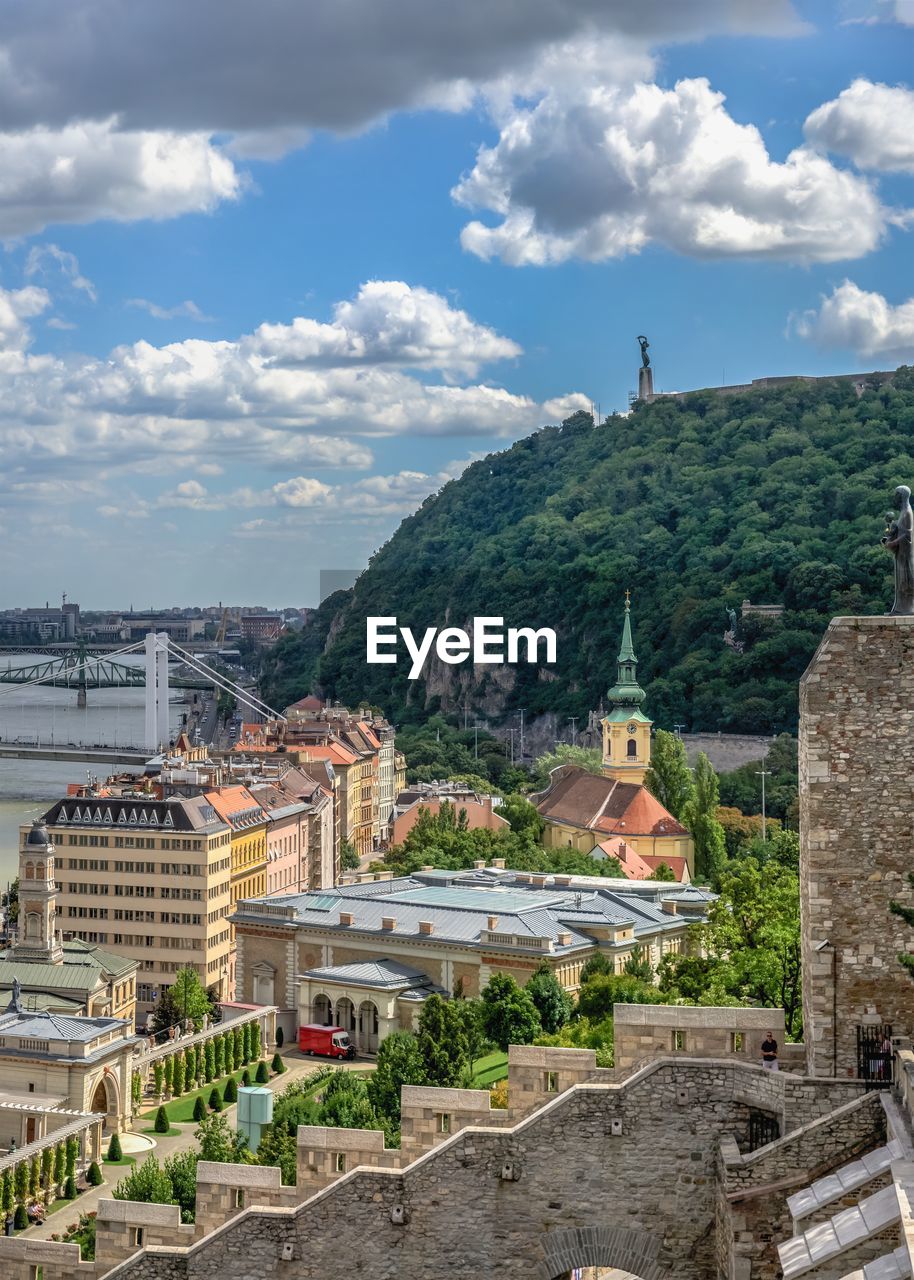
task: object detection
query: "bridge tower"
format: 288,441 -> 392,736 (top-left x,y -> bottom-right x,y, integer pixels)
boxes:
143,631 -> 171,751
76,637 -> 88,708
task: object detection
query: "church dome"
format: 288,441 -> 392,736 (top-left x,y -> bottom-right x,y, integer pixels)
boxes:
26,820 -> 50,847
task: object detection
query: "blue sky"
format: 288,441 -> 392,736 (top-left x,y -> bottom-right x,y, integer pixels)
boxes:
0,0 -> 912,608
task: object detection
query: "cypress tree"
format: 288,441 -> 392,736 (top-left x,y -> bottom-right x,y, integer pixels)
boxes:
106,1132 -> 123,1162
154,1106 -> 170,1134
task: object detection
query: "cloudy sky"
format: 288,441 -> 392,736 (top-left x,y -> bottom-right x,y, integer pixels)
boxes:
1,0 -> 913,608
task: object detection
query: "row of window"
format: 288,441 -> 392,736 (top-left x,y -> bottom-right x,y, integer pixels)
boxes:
55,835 -> 205,851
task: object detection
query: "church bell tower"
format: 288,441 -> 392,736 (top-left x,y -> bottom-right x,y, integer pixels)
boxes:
14,820 -> 63,963
601,592 -> 653,785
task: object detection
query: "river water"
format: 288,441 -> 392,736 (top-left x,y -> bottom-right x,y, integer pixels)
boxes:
0,657 -> 185,889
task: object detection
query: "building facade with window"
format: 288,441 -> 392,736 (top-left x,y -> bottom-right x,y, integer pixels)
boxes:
232,866 -> 710,1052
38,794 -> 234,1020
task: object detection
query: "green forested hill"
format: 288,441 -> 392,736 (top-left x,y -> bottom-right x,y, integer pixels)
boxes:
261,369 -> 914,734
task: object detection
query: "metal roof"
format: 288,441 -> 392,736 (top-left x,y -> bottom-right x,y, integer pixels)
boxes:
301,958 -> 444,992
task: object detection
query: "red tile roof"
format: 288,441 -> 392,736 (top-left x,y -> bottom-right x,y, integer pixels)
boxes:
533,766 -> 688,837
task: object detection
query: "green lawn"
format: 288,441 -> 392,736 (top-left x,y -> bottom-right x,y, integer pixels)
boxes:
102,1155 -> 135,1167
471,1051 -> 509,1086
142,1125 -> 182,1137
140,1065 -> 267,1124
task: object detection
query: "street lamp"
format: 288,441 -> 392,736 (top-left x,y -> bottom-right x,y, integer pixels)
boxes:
755,769 -> 772,841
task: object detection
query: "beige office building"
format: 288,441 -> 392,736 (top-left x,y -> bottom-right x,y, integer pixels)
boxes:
37,793 -> 234,1019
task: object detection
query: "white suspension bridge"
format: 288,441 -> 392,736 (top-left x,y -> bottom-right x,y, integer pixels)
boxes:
0,632 -> 285,764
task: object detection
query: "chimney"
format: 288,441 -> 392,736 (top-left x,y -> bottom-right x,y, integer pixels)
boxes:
419,920 -> 434,936
473,860 -> 485,870
492,858 -> 505,870
553,875 -> 572,886
557,931 -> 572,946
661,900 -> 678,915
420,864 -> 434,872
339,911 -> 354,926
381,916 -> 396,931
487,915 -> 499,930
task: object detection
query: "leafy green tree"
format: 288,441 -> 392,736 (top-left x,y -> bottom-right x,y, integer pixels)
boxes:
449,994 -> 489,1064
416,995 -> 470,1086
214,1034 -> 225,1078
0,1169 -> 13,1215
532,744 -> 602,788
499,795 -> 545,840
113,1155 -> 173,1206
242,1023 -> 252,1063
535,1014 -> 615,1067
681,753 -> 727,884
163,1055 -> 173,1095
366,1032 -> 428,1130
224,1076 -> 238,1103
205,1040 -> 215,1082
153,1061 -> 164,1097
169,967 -> 211,1031
150,986 -> 181,1036
479,974 -> 541,1052
172,1052 -> 185,1096
13,1203 -> 27,1230
193,1095 -> 207,1123
106,1132 -> 122,1162
253,1060 -> 268,1084
575,974 -> 664,1021
40,1144 -> 53,1192
647,862 -> 676,882
195,1112 -> 250,1164
14,1160 -> 29,1203
644,730 -> 694,820
65,1135 -> 78,1178
250,1022 -> 261,1059
63,1174 -> 77,1200
271,1052 -> 286,1074
666,857 -> 802,1036
524,963 -> 572,1034
29,1156 -> 39,1198
317,1071 -> 378,1130
163,1151 -> 199,1223
86,1161 -> 103,1187
241,1068 -> 251,1087
234,1025 -> 244,1068
579,953 -> 613,985
622,946 -> 654,982
340,840 -> 360,870
209,1087 -> 223,1112
154,1106 -> 170,1134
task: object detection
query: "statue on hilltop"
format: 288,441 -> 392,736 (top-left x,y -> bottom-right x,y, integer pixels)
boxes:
637,335 -> 651,369
882,484 -> 914,615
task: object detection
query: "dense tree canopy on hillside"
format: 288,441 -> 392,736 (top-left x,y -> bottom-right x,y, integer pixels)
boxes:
261,371 -> 914,733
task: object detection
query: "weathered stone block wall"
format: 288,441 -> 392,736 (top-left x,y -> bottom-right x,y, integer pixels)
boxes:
103,1060 -> 872,1280
95,1200 -> 195,1269
295,1124 -> 401,1193
800,615 -> 914,1077
614,1006 -> 785,1075
506,1044 -> 609,1120
400,1085 -> 507,1158
0,1238 -> 94,1280
718,1091 -> 887,1280
194,1161 -> 300,1238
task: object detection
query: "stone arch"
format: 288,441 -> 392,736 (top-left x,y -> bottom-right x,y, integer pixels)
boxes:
358,999 -> 379,1053
537,1225 -> 664,1280
90,1071 -> 120,1132
312,994 -> 332,1025
335,996 -> 356,1035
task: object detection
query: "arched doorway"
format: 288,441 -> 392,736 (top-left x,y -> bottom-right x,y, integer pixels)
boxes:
538,1226 -> 664,1280
358,1000 -> 379,1054
90,1073 -> 119,1132
312,994 -> 332,1025
335,997 -> 356,1038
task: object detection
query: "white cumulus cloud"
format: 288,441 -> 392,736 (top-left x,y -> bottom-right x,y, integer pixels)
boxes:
804,79 -> 914,174
793,280 -> 914,362
454,77 -> 895,266
0,117 -> 242,236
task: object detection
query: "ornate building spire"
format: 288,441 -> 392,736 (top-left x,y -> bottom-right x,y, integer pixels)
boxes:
602,592 -> 652,785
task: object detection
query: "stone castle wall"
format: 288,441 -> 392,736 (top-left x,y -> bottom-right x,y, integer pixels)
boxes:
800,615 -> 914,1076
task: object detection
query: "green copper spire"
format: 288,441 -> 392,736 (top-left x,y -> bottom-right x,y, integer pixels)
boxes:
607,590 -> 647,715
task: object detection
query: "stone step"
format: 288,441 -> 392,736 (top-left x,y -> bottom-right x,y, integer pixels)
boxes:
788,1142 -> 903,1225
836,1244 -> 912,1280
778,1185 -> 900,1280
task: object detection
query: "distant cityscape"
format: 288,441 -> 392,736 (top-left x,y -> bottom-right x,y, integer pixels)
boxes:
0,598 -> 313,646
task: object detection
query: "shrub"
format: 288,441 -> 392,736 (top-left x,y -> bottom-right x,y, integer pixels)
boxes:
241,1069 -> 251,1087
14,1203 -> 28,1230
271,1052 -> 286,1074
86,1161 -> 103,1187
208,1087 -> 223,1112
63,1174 -> 77,1200
275,1025 -> 284,1048
193,1095 -> 207,1123
223,1076 -> 238,1103
106,1132 -> 122,1162
255,1060 -> 269,1084
154,1106 -> 170,1134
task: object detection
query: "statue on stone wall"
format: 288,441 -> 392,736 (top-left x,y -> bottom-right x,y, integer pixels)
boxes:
882,484 -> 914,615
637,335 -> 651,369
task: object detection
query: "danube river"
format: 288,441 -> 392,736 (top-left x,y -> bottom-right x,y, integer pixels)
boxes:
0,666 -> 185,887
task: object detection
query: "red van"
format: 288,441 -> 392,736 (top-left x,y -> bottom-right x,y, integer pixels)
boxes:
298,1023 -> 356,1060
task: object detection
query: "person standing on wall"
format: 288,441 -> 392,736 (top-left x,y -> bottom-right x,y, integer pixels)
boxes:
761,1031 -> 779,1071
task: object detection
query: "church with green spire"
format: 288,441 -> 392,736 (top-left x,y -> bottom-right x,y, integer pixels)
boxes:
601,591 -> 653,785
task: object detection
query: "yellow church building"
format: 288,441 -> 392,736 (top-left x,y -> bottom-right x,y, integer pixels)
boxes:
532,595 -> 695,876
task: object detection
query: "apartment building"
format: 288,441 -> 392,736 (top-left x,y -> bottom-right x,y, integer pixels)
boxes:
204,786 -> 268,906
40,794 -> 234,1019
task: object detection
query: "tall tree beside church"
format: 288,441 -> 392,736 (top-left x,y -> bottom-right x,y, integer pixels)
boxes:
644,730 -> 694,821
681,753 -> 727,884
